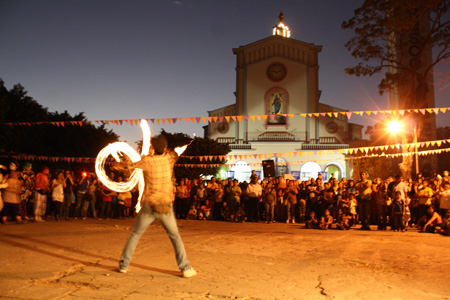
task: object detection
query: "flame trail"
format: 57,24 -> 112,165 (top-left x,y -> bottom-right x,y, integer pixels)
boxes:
95,119 -> 151,213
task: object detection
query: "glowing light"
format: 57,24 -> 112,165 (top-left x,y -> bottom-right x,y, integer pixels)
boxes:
273,12 -> 291,38
273,24 -> 291,38
175,144 -> 188,156
95,120 -> 151,213
387,121 -> 402,134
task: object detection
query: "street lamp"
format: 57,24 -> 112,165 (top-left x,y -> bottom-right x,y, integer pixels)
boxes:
387,119 -> 419,177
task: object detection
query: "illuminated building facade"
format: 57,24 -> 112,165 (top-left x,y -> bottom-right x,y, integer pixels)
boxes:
206,13 -> 363,182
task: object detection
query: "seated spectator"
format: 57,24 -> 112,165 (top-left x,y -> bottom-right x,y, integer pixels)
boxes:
234,203 -> 247,223
437,210 -> 450,236
198,199 -> 213,220
305,211 -> 319,229
336,207 -> 352,230
220,201 -> 232,221
320,209 -> 333,230
417,206 -> 442,233
187,204 -> 197,220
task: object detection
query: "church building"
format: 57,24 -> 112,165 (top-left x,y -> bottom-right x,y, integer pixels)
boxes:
206,13 -> 363,182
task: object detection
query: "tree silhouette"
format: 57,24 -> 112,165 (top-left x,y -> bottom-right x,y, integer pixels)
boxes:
0,79 -> 119,172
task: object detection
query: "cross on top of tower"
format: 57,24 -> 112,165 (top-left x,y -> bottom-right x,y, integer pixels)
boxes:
273,12 -> 291,38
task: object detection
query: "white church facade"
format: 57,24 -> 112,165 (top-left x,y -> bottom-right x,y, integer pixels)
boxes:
205,13 -> 363,182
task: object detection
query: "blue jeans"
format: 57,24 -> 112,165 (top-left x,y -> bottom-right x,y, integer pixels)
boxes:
119,203 -> 191,272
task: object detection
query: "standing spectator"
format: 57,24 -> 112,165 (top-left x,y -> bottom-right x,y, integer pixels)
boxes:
226,179 -> 242,215
275,177 -> 286,222
117,188 -> 131,219
196,181 -> 207,203
62,170 -> 74,220
391,191 -> 406,232
183,178 -> 192,218
51,171 -> 65,221
213,183 -> 224,220
20,163 -> 34,220
206,177 -> 219,197
355,172 -> 372,230
438,182 -> 450,217
74,172 -> 91,219
2,162 -> 24,224
99,183 -> 114,220
372,182 -> 389,230
285,180 -> 298,223
174,179 -> 187,218
81,174 -> 97,219
349,193 -> 358,225
263,181 -> 277,223
34,166 -> 50,222
246,175 -> 262,222
417,179 -> 434,219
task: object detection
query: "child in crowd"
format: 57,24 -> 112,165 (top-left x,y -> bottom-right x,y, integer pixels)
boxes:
235,203 -> 247,223
392,191 -> 406,232
220,201 -> 232,221
320,209 -> 333,230
117,190 -> 131,219
349,193 -> 358,225
336,206 -> 352,230
198,200 -> 212,220
187,204 -> 197,220
306,211 -> 319,229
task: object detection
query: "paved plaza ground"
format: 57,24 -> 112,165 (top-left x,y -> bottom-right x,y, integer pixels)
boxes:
0,218 -> 449,300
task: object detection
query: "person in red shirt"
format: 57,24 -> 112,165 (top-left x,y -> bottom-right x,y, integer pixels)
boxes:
34,166 -> 49,222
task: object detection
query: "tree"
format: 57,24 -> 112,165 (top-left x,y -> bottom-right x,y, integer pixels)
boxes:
342,0 -> 450,97
342,0 -> 450,178
0,79 -> 119,171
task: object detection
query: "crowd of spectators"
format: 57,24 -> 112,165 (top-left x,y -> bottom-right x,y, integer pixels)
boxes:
1,161 -> 449,236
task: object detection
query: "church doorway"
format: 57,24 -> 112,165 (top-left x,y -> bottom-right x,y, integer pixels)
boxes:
324,163 -> 343,181
230,161 -> 252,183
300,162 -> 321,181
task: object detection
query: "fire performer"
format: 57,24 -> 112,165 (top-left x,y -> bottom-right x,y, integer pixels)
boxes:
115,134 -> 197,278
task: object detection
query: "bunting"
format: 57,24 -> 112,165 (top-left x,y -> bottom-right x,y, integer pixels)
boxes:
1,105 -> 449,127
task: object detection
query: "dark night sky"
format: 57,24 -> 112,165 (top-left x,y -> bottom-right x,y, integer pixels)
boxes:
1,0 -> 448,146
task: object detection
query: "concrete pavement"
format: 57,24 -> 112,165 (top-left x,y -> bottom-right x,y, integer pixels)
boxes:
0,218 -> 449,300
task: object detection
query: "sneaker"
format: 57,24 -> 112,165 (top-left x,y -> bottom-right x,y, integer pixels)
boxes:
182,268 -> 197,278
118,268 -> 127,274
